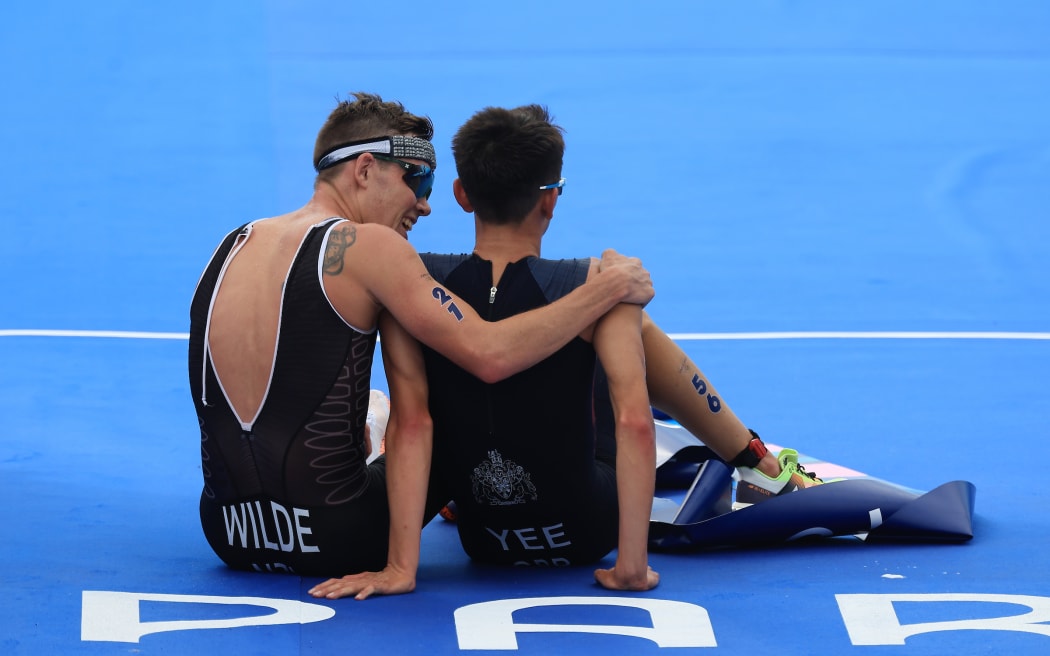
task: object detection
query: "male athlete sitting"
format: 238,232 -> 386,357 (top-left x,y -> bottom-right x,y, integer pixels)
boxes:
309,104 -> 820,600
190,93 -> 654,578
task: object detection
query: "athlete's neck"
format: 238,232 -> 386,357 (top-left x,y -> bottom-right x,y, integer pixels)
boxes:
473,214 -> 542,259
473,229 -> 539,286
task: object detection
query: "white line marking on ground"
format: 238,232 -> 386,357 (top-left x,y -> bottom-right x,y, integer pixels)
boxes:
2,330 -> 1049,341
0,329 -> 191,339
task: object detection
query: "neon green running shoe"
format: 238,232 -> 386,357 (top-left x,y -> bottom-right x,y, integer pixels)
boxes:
734,448 -> 823,508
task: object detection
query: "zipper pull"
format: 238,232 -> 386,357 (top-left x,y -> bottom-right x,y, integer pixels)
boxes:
489,286 -> 497,304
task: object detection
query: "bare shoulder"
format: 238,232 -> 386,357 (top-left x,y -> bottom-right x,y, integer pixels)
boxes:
321,221 -> 433,318
319,223 -> 427,330
322,222 -> 418,276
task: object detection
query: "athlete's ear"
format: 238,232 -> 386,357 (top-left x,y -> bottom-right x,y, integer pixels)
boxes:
351,152 -> 377,187
539,185 -> 558,220
452,179 -> 473,213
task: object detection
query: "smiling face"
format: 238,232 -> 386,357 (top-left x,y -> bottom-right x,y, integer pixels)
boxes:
313,132 -> 437,240
370,154 -> 433,239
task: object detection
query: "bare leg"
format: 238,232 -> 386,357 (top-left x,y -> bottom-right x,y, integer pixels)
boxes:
641,313 -> 783,479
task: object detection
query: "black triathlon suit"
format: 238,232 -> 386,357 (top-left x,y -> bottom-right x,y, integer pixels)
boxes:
420,253 -> 619,567
189,218 -> 388,576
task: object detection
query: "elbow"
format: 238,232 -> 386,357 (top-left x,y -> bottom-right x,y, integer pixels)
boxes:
462,348 -> 515,384
618,410 -> 656,448
475,363 -> 510,385
388,412 -> 433,447
402,413 -> 434,441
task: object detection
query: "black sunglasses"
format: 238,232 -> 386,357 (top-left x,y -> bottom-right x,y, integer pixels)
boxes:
373,153 -> 435,200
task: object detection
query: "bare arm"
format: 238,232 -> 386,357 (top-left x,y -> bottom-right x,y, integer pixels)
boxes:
328,223 -> 653,383
591,303 -> 660,592
309,312 -> 432,600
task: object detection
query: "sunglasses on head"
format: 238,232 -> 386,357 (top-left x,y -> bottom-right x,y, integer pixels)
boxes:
373,153 -> 435,200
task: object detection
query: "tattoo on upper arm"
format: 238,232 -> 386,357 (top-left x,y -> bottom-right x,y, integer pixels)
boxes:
323,225 -> 358,275
432,287 -> 464,321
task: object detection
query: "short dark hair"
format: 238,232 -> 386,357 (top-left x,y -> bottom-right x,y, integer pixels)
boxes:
313,92 -> 434,182
452,105 -> 564,224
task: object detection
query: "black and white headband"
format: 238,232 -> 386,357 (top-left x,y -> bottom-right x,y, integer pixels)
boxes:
314,135 -> 437,172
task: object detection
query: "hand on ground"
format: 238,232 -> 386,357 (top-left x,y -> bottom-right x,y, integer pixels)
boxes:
594,564 -> 660,591
308,566 -> 416,600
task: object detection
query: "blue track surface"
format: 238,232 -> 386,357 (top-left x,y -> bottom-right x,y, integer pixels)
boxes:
2,2 -> 1048,654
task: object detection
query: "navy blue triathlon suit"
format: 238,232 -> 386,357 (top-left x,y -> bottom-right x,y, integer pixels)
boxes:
189,218 -> 388,576
420,253 -> 618,567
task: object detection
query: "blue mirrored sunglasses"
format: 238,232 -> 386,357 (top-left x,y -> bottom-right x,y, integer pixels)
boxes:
373,153 -> 435,200
538,178 -> 566,196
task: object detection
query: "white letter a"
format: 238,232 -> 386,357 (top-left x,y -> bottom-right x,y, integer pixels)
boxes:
455,596 -> 715,649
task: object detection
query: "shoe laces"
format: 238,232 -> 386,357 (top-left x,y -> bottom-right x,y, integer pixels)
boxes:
796,463 -> 822,483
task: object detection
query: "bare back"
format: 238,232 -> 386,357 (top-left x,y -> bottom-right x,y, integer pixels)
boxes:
207,216 -> 372,425
207,220 -> 291,423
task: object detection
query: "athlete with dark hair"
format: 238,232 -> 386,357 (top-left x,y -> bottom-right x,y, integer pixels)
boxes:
309,104 -> 820,599
189,93 -> 654,578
